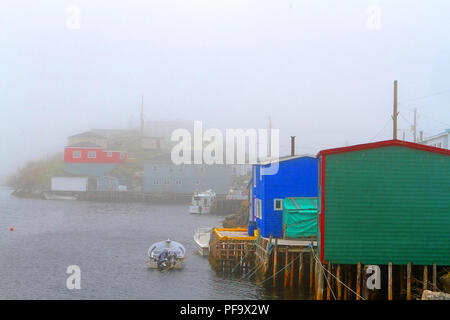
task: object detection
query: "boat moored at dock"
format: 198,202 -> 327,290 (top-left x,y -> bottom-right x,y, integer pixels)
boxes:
194,227 -> 212,256
189,190 -> 216,214
43,192 -> 78,201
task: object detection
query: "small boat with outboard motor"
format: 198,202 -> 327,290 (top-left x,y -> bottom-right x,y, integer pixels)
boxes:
147,239 -> 185,271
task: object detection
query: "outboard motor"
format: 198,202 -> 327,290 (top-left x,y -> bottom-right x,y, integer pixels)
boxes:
157,249 -> 170,270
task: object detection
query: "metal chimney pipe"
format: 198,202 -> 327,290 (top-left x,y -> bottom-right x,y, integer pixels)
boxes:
290,136 -> 296,156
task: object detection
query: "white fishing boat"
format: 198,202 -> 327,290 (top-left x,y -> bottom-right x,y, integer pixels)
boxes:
148,239 -> 185,271
43,192 -> 78,201
189,190 -> 216,214
194,227 -> 211,256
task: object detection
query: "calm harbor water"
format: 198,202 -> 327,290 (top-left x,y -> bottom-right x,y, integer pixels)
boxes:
0,187 -> 309,300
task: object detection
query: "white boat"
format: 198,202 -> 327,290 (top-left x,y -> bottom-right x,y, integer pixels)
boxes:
148,239 -> 185,271
43,192 -> 78,201
189,190 -> 216,214
194,227 -> 211,256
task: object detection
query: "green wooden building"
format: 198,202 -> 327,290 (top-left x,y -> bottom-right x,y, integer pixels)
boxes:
317,140 -> 450,265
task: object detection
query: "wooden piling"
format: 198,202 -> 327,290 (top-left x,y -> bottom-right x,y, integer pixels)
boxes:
298,253 -> 303,287
362,265 -> 369,300
388,262 -> 393,300
309,253 -> 314,292
337,264 -> 342,300
406,263 -> 411,300
433,264 -> 437,291
344,270 -> 349,300
273,239 -> 278,287
284,250 -> 289,289
316,262 -> 324,300
289,253 -> 294,288
399,265 -> 405,297
423,265 -> 428,291
356,262 -> 361,300
326,263 -> 331,300
314,260 -> 318,292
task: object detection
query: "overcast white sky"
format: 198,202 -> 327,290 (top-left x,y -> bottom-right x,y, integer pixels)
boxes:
1,0 -> 449,179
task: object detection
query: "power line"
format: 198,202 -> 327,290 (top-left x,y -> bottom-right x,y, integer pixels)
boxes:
370,117 -> 392,142
419,113 -> 450,128
399,89 -> 450,105
398,112 -> 413,126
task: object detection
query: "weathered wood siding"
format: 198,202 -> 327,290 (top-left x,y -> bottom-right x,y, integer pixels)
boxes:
322,146 -> 450,265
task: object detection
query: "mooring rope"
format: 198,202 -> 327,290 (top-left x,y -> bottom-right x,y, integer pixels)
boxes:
230,232 -> 261,274
307,244 -> 337,300
259,253 -> 301,285
319,258 -> 337,300
230,241 -> 257,274
308,244 -> 366,300
241,260 -> 265,280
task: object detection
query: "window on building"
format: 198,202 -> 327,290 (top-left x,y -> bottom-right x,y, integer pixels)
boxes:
195,179 -> 200,185
106,151 -> 113,157
255,199 -> 262,219
437,142 -> 442,148
72,151 -> 81,158
253,168 -> 256,187
152,165 -> 158,172
87,151 -> 96,158
153,179 -> 159,185
175,179 -> 183,185
274,199 -> 283,211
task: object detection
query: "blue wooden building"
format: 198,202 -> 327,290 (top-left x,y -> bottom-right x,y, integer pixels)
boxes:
251,155 -> 318,238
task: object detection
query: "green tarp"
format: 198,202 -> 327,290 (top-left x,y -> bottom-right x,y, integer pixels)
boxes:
282,197 -> 318,238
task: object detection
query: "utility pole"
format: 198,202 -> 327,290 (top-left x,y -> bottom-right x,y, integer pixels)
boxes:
392,80 -> 399,140
140,96 -> 144,137
291,136 -> 296,156
268,116 -> 272,157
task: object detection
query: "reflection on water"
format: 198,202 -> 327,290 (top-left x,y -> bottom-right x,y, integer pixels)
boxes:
0,187 -> 311,299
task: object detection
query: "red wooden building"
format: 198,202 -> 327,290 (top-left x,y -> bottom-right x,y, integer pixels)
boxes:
64,142 -> 128,164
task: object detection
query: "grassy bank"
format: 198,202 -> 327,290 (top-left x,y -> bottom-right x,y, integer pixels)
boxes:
7,153 -> 64,193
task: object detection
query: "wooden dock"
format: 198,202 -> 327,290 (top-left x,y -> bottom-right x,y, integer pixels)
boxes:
253,236 -> 318,291
208,228 -> 258,276
76,191 -> 191,203
208,229 -> 449,300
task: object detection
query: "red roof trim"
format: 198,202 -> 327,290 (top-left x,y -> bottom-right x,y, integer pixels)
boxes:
320,155 -> 326,262
317,139 -> 450,157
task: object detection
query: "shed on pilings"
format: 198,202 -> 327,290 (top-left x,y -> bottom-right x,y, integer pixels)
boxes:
251,155 -> 318,238
317,139 -> 450,266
